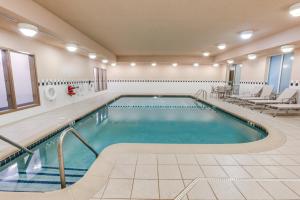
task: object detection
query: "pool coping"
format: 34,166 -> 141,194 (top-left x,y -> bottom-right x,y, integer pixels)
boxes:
0,93 -> 287,200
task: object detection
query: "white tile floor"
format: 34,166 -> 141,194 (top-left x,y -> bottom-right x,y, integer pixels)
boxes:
91,152 -> 300,200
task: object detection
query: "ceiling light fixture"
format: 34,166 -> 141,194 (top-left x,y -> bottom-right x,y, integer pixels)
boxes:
280,45 -> 295,53
18,23 -> 38,37
213,63 -> 219,67
111,63 -> 117,67
247,54 -> 257,60
240,30 -> 254,40
66,43 -> 78,52
227,59 -> 234,64
217,44 -> 226,50
151,62 -> 157,67
290,56 -> 295,60
193,63 -> 199,67
102,59 -> 109,64
130,62 -> 136,67
88,53 -> 97,59
172,63 -> 178,67
289,3 -> 300,17
203,52 -> 210,57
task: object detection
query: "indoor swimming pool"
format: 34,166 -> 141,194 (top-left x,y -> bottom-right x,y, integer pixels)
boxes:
0,96 -> 267,192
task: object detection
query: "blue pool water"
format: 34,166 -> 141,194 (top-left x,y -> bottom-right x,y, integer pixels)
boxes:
0,96 -> 267,192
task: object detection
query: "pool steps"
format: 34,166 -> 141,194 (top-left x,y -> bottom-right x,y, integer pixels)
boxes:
0,166 -> 86,192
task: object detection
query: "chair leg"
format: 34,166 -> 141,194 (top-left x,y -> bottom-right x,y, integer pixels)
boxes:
260,105 -> 266,113
273,109 -> 279,117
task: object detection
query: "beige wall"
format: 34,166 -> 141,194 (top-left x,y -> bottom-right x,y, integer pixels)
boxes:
240,56 -> 268,81
0,28 -> 101,80
291,48 -> 300,81
107,64 -> 227,81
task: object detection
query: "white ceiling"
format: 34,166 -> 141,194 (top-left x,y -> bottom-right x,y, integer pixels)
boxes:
34,0 -> 300,56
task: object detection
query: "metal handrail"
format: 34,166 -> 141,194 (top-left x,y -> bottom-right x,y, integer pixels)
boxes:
0,134 -> 33,155
194,89 -> 207,100
57,127 -> 98,189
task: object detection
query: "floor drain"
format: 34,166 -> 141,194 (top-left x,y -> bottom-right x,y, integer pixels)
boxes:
174,177 -> 300,200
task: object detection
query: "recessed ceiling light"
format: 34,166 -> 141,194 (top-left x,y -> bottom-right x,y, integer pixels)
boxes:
247,54 -> 257,60
280,45 -> 295,53
130,62 -> 136,67
240,30 -> 254,40
88,53 -> 97,59
111,63 -> 117,66
213,63 -> 219,67
227,59 -> 234,64
203,52 -> 210,57
290,56 -> 295,60
18,23 -> 38,37
66,43 -> 78,52
151,62 -> 157,67
217,44 -> 226,50
102,59 -> 109,64
172,63 -> 178,67
193,63 -> 199,67
289,3 -> 300,17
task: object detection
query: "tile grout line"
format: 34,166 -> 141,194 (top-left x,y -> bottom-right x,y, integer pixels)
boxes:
129,153 -> 139,199
206,180 -> 219,200
281,180 -> 300,198
155,154 -> 160,200
193,153 -> 207,179
175,154 -> 187,200
256,180 -> 278,200
231,180 -> 248,200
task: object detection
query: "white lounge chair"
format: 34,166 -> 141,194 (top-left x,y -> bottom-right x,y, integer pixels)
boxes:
237,85 -> 273,101
226,86 -> 262,102
248,88 -> 298,110
234,85 -> 273,106
249,88 -> 297,105
265,104 -> 300,117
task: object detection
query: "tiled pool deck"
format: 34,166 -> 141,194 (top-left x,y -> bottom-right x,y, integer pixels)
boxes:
1,93 -> 300,199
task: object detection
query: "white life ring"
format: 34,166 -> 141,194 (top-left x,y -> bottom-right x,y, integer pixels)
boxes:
44,85 -> 57,101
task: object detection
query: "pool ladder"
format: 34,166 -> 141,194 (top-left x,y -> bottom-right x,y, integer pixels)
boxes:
194,89 -> 207,100
57,127 -> 98,189
0,134 -> 33,155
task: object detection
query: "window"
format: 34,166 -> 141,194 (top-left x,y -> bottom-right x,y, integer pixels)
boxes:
268,53 -> 293,94
0,48 -> 39,114
94,67 -> 107,92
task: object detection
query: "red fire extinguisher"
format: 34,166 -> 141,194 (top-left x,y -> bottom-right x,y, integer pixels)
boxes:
67,85 -> 76,96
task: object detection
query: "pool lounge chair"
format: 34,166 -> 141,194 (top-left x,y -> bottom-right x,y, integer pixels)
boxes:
237,85 -> 273,101
235,85 -> 274,106
225,86 -> 262,103
265,104 -> 300,117
248,88 -> 298,109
